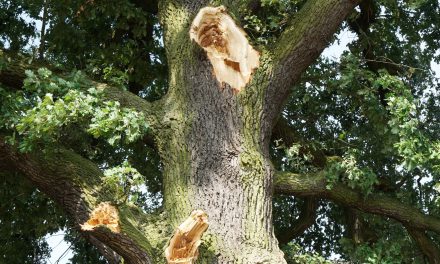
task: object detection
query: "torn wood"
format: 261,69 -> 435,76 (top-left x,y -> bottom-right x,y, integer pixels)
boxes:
80,202 -> 120,233
190,6 -> 260,93
165,210 -> 209,264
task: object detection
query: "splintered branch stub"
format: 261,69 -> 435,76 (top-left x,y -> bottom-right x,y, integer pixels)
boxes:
80,202 -> 120,233
165,210 -> 209,264
190,6 -> 260,93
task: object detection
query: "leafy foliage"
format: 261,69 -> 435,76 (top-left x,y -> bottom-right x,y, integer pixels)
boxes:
103,161 -> 147,204
2,68 -> 149,151
326,150 -> 378,195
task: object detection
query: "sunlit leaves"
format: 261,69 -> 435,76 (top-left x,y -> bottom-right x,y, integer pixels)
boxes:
102,161 -> 145,204
8,68 -> 149,151
385,74 -> 440,172
326,150 -> 378,195
282,143 -> 318,173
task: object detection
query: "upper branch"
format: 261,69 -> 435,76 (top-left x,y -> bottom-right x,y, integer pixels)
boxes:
0,138 -> 164,264
263,0 -> 360,122
0,52 -> 161,119
274,171 -> 440,234
0,52 -> 162,148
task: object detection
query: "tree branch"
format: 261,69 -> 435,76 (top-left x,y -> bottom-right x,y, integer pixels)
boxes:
277,197 -> 318,245
0,52 -> 159,114
263,0 -> 360,125
405,227 -> 440,264
85,234 -> 123,264
274,171 -> 440,234
0,52 -> 160,149
0,138 -> 164,264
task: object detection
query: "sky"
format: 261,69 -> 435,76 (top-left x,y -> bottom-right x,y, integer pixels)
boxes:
45,230 -> 73,264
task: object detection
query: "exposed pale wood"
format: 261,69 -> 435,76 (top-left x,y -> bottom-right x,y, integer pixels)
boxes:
81,202 -> 121,233
165,210 -> 209,264
189,6 -> 260,93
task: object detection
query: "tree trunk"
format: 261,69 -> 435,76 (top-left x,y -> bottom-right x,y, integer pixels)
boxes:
156,3 -> 285,262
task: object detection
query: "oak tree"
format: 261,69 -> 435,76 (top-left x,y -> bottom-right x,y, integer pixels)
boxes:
1,0 -> 440,263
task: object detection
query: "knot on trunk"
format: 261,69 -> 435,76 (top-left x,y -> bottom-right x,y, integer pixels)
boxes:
80,202 -> 120,233
190,6 -> 260,93
165,210 -> 209,264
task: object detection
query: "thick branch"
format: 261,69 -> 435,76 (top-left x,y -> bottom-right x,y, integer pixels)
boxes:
263,0 -> 360,124
0,138 -> 157,264
274,171 -> 440,234
277,197 -> 318,245
85,234 -> 123,264
406,227 -> 440,264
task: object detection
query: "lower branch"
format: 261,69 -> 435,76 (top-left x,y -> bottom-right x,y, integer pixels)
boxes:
0,51 -> 161,130
405,227 -> 440,264
0,138 -> 159,264
274,171 -> 440,234
85,234 -> 123,264
277,197 -> 318,245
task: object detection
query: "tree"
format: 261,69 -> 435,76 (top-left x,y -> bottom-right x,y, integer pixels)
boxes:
1,0 -> 440,263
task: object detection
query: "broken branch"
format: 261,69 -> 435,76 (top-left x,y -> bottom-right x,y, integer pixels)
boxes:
165,210 -> 209,264
189,6 -> 260,93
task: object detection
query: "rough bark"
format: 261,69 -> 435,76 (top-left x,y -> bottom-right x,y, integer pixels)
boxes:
158,1 -> 284,260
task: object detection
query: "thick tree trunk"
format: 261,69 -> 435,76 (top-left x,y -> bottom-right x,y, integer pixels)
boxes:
156,2 -> 285,263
